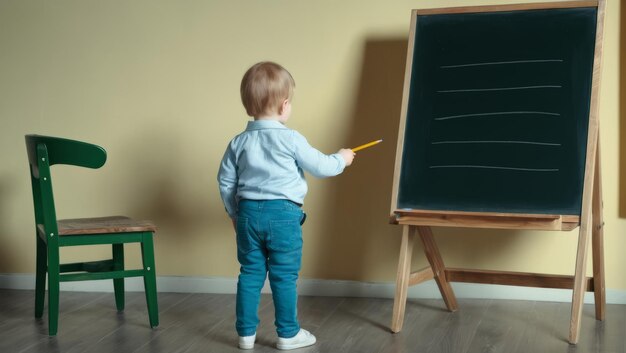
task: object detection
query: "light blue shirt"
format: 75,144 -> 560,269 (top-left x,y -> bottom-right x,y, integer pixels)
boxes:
218,120 -> 346,219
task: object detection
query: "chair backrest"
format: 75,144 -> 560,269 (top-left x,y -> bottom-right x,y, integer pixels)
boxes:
25,135 -> 107,239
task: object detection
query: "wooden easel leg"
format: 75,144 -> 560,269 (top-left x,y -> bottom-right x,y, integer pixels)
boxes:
568,111 -> 601,344
391,225 -> 416,333
569,216 -> 591,344
592,142 -> 605,320
417,226 -> 458,311
569,149 -> 598,346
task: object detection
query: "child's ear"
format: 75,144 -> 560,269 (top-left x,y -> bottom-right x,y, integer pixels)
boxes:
279,99 -> 289,114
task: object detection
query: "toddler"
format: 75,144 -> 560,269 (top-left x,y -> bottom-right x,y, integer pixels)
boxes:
217,61 -> 354,350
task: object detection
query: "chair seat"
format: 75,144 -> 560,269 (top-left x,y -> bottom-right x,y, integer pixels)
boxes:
37,216 -> 157,236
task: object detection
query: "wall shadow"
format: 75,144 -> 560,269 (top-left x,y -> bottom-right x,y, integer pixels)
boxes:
616,5 -> 626,218
0,178 -> 14,271
311,38 -> 407,280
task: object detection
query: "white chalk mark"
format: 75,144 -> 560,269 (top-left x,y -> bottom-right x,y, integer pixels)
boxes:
432,141 -> 561,146
429,165 -> 559,172
441,59 -> 563,69
438,85 -> 561,93
435,111 -> 560,121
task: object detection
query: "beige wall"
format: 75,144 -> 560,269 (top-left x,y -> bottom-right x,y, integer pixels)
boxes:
1,0 -> 624,290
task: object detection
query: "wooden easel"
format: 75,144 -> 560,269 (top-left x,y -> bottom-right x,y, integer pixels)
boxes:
390,142 -> 604,344
389,1 -> 606,345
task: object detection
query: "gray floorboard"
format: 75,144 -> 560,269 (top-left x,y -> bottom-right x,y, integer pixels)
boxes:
0,289 -> 623,353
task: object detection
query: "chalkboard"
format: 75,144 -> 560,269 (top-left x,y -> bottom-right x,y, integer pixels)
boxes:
395,6 -> 598,216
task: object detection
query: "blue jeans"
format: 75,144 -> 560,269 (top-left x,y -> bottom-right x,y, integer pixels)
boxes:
235,199 -> 305,338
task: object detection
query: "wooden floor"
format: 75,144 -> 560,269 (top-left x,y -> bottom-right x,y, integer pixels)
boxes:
0,289 -> 624,353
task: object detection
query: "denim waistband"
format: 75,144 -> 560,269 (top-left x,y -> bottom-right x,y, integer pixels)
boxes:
239,199 -> 302,210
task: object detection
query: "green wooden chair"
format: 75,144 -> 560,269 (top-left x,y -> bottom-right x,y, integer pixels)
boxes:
25,134 -> 159,336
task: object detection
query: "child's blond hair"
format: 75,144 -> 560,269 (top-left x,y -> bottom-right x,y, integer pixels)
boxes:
240,62 -> 295,118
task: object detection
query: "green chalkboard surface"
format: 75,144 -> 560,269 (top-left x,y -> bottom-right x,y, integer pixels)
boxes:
396,6 -> 597,216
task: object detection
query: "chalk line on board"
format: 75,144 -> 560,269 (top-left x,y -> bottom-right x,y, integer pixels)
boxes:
431,141 -> 561,146
435,111 -> 560,121
437,85 -> 561,93
429,165 -> 559,172
440,59 -> 563,69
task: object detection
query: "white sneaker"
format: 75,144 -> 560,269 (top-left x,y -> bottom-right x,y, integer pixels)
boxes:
276,329 -> 316,350
238,333 -> 256,349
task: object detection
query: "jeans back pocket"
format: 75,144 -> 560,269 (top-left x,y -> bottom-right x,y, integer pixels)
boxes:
268,220 -> 302,252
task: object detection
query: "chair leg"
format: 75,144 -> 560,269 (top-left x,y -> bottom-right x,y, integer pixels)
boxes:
112,243 -> 125,311
35,234 -> 47,318
141,233 -> 159,328
47,246 -> 60,336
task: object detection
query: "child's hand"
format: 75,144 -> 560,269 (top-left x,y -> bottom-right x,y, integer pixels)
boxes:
338,148 -> 356,166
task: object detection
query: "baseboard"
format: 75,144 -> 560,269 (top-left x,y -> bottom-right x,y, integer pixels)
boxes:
1,273 -> 624,304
